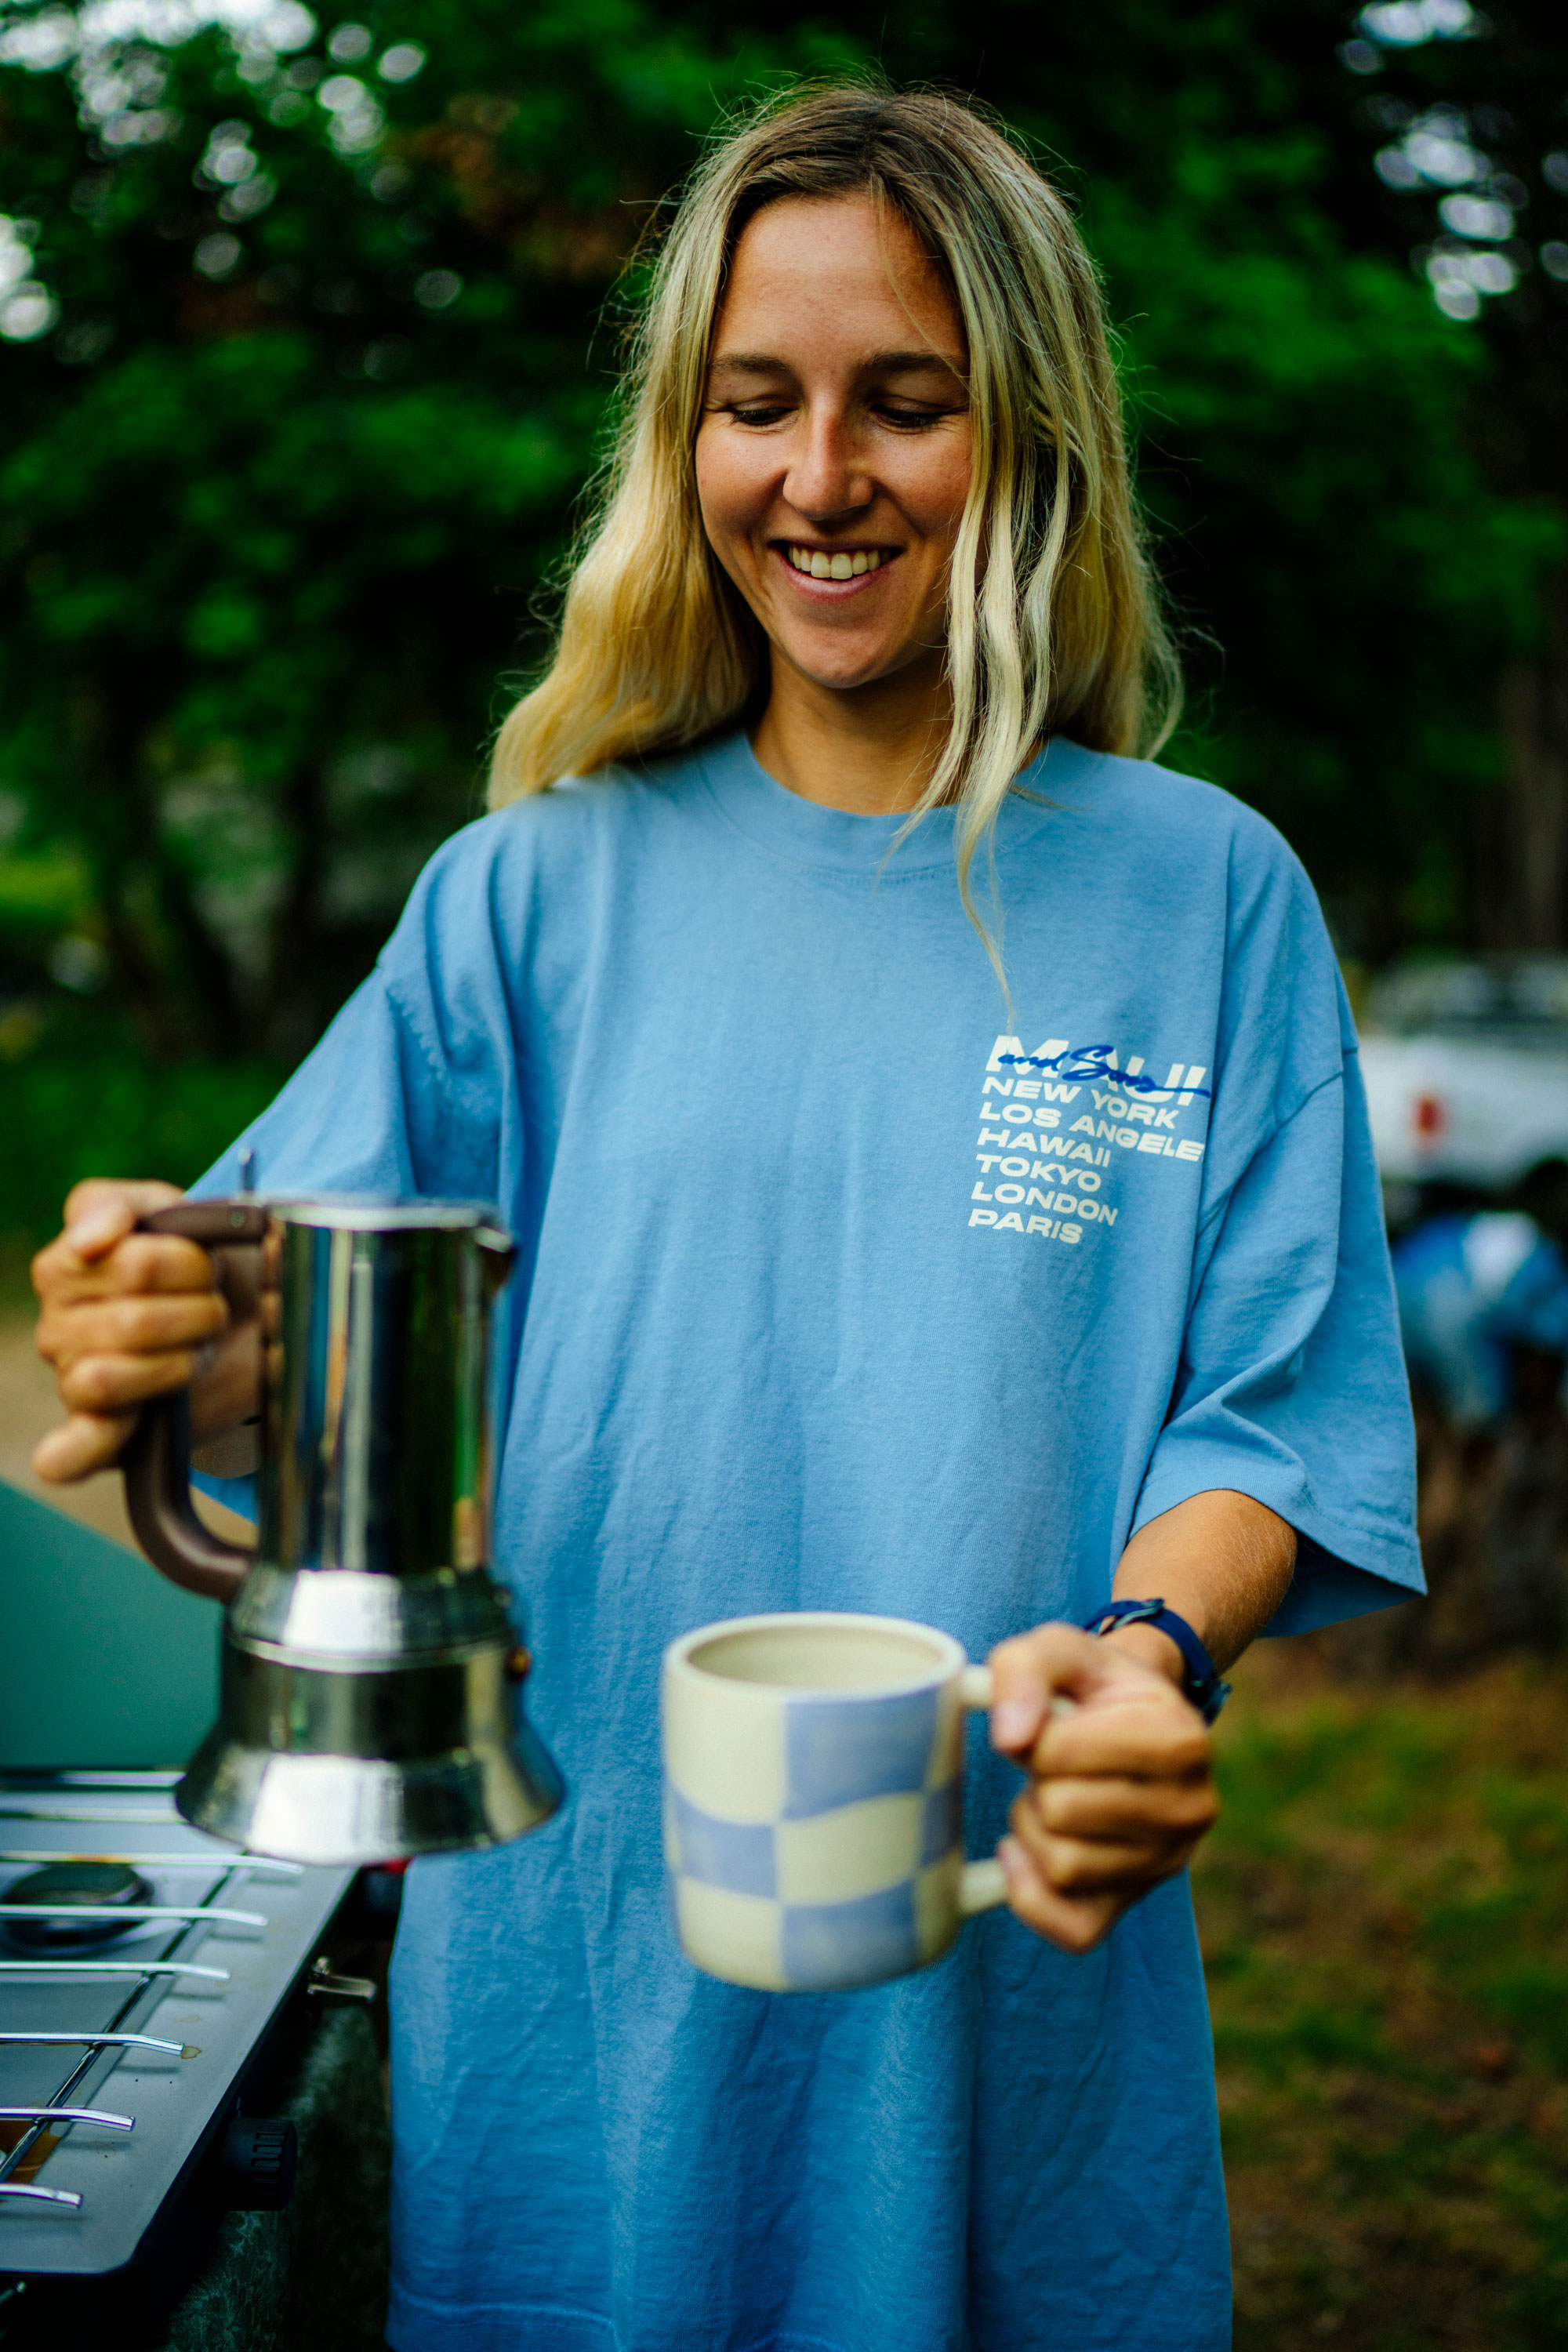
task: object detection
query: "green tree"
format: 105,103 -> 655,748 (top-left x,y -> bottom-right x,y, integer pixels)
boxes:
0,0 -> 1558,1088
0,0 -> 820,1055
1330,0 -> 1568,947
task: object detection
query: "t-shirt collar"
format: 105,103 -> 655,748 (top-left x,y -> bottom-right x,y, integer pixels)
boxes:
694,729 -> 1062,874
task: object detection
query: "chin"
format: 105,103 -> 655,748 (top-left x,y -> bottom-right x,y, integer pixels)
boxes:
776,640 -> 907,694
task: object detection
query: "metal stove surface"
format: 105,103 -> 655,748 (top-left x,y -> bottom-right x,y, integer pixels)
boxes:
0,1775 -> 352,2278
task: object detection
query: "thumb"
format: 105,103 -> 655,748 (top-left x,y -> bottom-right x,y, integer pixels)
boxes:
986,1623 -> 1099,1755
63,1179 -> 182,1261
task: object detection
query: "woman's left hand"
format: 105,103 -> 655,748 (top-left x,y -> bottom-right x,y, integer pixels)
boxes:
985,1624 -> 1218,1954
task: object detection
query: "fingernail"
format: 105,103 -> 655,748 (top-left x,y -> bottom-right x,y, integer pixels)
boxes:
997,1836 -> 1025,1886
990,1700 -> 1036,1748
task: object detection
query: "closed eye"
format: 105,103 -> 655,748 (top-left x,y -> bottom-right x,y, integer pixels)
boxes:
717,399 -> 961,432
872,403 -> 961,430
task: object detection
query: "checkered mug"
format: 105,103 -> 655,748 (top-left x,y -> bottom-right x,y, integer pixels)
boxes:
662,1612 -> 1008,1992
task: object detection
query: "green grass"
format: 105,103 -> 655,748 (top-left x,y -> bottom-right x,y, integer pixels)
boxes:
1200,1646 -> 1568,2349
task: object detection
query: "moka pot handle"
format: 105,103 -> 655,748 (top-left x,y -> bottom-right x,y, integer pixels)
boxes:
121,1200 -> 270,1602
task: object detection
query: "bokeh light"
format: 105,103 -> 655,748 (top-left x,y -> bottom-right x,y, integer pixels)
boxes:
193,230 -> 243,278
377,41 -> 423,83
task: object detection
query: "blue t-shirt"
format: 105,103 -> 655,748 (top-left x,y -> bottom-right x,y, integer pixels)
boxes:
194,731 -> 1420,2352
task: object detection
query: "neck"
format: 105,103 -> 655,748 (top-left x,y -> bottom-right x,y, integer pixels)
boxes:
750,653 -> 951,816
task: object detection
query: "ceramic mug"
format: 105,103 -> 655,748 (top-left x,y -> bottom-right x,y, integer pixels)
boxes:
661,1611 -> 1009,1992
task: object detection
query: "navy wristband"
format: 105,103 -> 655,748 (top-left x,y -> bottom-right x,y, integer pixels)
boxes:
1082,1599 -> 1231,1723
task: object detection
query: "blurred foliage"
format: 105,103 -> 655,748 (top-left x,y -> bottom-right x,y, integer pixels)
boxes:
1331,3 -> 1568,953
0,1029 -> 282,1287
1200,1646 -> 1568,2349
1334,1 -> 1568,504
0,0 -> 1563,1104
0,0 -> 769,1062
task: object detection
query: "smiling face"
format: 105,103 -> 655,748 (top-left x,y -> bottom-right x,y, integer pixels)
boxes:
695,193 -> 972,714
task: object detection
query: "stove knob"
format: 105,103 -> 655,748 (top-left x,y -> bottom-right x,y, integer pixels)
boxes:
218,2114 -> 298,2212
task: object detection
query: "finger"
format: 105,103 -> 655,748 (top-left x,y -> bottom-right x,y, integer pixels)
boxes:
60,1180 -> 183,1260
1011,1788 -> 1162,1880
988,1621 -> 1190,1756
1009,1795 -> 1198,1897
986,1623 -> 1092,1751
56,1348 -> 209,1415
1038,1700 -> 1211,1783
35,1232 -> 219,1314
61,1176 -> 184,1251
998,1835 -> 1123,1955
32,1410 -> 136,1483
1033,1773 -> 1218,1842
38,1290 -> 229,1370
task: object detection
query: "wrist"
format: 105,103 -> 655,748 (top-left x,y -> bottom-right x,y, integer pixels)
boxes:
1099,1619 -> 1189,1687
1083,1598 -> 1231,1723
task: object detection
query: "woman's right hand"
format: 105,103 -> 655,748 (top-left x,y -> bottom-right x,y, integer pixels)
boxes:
31,1179 -> 260,1483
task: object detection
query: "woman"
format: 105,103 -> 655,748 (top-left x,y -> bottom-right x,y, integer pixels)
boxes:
31,83 -> 1419,2352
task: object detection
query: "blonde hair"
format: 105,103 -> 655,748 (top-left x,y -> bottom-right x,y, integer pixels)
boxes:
488,81 -> 1179,953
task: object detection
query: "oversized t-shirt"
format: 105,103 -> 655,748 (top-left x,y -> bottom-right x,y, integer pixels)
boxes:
192,730 -> 1421,2352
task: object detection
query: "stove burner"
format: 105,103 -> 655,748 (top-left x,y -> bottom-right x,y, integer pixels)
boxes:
3,1862 -> 154,1952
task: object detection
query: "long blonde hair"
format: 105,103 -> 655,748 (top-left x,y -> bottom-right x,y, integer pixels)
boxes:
489,81 -> 1179,949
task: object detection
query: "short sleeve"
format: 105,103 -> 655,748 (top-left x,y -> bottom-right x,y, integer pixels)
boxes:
192,817 -> 513,1208
1133,989 -> 1423,1636
187,846 -> 509,1518
191,967 -> 494,1207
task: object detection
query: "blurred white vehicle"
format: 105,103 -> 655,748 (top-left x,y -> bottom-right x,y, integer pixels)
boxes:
1358,958 -> 1568,1201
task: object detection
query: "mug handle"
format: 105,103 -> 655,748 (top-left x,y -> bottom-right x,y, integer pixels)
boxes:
956,1665 -> 1009,1916
120,1200 -> 269,1602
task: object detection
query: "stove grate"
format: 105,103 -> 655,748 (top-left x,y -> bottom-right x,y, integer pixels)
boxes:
0,1777 -> 269,2221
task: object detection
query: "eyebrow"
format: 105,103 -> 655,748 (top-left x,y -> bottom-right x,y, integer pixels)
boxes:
707,348 -> 967,380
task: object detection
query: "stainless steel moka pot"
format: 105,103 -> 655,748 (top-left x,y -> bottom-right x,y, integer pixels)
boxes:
122,1196 -> 563,1866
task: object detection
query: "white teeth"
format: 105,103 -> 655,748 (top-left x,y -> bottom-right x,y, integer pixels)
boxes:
786,546 -> 884,577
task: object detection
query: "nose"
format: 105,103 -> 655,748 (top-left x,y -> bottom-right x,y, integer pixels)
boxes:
782,405 -> 873,525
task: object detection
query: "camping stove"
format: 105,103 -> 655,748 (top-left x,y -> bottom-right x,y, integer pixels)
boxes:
0,1771 -> 360,2343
